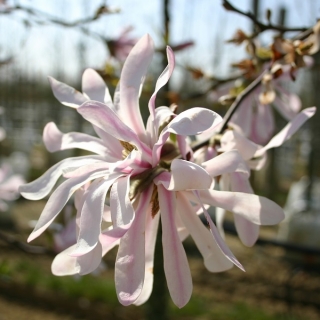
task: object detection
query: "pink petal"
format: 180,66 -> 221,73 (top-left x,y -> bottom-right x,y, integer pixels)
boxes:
177,135 -> 193,161
152,108 -> 221,166
110,175 -> 134,227
20,156 -> 103,200
43,122 -> 117,159
146,106 -> 174,146
230,94 -> 254,137
71,175 -> 120,257
148,46 -> 175,119
27,169 -> 109,242
193,190 -> 245,271
78,101 -> 152,162
255,107 -> 316,158
51,244 -> 79,275
51,242 -> 103,276
167,159 -> 212,191
198,189 -> 284,226
168,108 -> 222,136
234,214 -> 260,247
115,185 -> 153,306
118,34 -> 154,140
202,150 -> 249,178
177,193 -> 233,272
230,172 -> 259,246
48,76 -> 87,108
134,206 -> 160,306
250,104 -> 275,145
77,242 -> 103,275
158,184 -> 192,308
220,130 -> 259,161
63,162 -> 110,178
82,68 -> 113,105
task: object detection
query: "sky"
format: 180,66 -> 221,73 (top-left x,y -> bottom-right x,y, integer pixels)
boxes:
0,0 -> 319,86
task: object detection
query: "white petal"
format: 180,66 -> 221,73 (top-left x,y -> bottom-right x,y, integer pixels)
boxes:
115,186 -> 153,306
158,185 -> 193,308
177,193 -> 233,272
48,76 -> 87,108
118,34 -> 154,139
20,156 -> 103,200
27,169 -> 109,242
255,107 -> 316,158
202,150 -> 249,178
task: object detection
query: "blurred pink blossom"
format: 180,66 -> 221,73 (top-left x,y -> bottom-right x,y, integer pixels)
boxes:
0,163 -> 25,211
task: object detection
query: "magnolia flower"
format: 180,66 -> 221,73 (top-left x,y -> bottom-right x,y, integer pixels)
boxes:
0,163 -> 25,211
230,68 -> 302,145
106,26 -> 137,62
195,107 -> 315,246
20,35 -> 285,308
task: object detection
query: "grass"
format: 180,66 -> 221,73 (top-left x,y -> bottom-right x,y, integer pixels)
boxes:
0,254 -> 310,320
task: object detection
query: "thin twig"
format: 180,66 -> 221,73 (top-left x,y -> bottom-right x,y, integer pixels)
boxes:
191,69 -> 268,152
223,0 -> 308,34
0,230 -> 53,255
0,4 -> 117,28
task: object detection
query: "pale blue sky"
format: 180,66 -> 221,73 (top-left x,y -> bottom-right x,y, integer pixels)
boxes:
1,0 -> 319,85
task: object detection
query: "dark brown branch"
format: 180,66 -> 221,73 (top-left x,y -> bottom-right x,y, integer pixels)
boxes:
223,0 -> 308,34
218,69 -> 268,133
191,69 -> 268,152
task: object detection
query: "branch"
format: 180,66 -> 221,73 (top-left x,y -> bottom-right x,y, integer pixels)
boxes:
191,69 -> 269,152
0,4 -> 118,28
223,0 -> 308,34
218,69 -> 268,133
0,230 -> 54,255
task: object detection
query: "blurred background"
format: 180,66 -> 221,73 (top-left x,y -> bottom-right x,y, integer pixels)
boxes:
0,0 -> 320,319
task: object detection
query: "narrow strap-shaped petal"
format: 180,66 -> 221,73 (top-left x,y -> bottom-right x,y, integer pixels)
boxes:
118,34 -> 154,140
82,68 -> 113,106
115,185 -> 153,306
134,205 -> 160,306
93,126 -> 123,159
197,189 -> 284,226
250,103 -> 275,145
155,159 -> 212,191
202,150 -> 249,178
148,46 -> 175,119
255,107 -> 316,158
146,106 -> 174,146
177,135 -> 193,161
48,76 -> 87,108
177,192 -> 233,272
193,190 -> 245,271
274,96 -> 296,120
234,214 -> 260,247
63,162 -> 110,178
51,244 -> 79,275
230,93 -> 254,137
230,172 -> 260,247
220,129 -> 259,161
158,185 -> 192,308
71,174 -> 121,257
27,169 -> 109,242
152,108 -> 221,166
110,175 -> 134,227
51,242 -> 103,276
20,156 -> 104,200
43,122 -> 118,160
78,101 -> 152,162
77,242 -> 103,275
